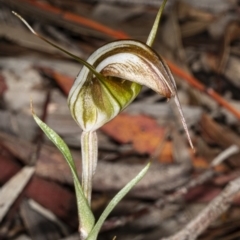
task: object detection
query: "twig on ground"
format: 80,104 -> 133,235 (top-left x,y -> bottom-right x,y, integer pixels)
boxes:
161,175 -> 240,240
156,145 -> 239,208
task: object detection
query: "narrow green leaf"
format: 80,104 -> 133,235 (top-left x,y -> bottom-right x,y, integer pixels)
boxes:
146,0 -> 168,47
86,163 -> 150,240
32,112 -> 95,236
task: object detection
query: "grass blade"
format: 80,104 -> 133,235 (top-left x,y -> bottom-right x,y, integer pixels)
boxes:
87,163 -> 150,240
32,111 -> 95,238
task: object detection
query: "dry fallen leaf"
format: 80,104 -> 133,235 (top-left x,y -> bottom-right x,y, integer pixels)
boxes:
101,113 -> 166,155
0,166 -> 35,222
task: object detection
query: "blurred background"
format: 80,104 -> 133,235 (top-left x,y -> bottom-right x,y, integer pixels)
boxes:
1,0 -> 240,239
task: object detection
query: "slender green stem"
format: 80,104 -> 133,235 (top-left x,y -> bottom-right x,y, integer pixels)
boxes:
146,0 -> 168,47
81,131 -> 98,204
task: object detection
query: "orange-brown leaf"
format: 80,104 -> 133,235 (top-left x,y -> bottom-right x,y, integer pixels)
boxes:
101,114 -> 165,154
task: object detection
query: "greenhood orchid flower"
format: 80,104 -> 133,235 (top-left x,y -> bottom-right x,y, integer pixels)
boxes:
68,40 -> 177,132
13,1 -> 194,239
67,38 -> 193,147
